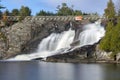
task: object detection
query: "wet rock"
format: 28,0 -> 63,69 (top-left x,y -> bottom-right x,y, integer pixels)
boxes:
46,44 -> 96,62
46,43 -> 111,63
0,20 -> 82,59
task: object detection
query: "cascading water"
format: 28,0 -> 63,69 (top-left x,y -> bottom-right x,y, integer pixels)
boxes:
38,29 -> 75,52
79,20 -> 105,47
9,20 -> 105,61
9,29 -> 75,60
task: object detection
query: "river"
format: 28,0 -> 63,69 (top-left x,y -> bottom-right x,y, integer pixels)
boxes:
0,61 -> 120,80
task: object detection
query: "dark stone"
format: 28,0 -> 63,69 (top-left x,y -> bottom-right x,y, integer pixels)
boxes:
46,44 -> 97,62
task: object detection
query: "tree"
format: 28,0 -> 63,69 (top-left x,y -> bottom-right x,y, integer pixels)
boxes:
19,6 -> 31,20
104,0 -> 116,19
36,10 -> 55,16
19,6 -> 31,17
100,19 -> 120,56
11,9 -> 19,16
100,22 -> 114,52
3,9 -> 10,16
0,10 -> 2,19
56,3 -> 73,16
73,10 -> 82,16
110,21 -> 120,53
0,0 -> 5,19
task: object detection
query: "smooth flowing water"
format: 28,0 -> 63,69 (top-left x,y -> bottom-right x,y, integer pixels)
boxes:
79,21 -> 105,46
9,21 -> 105,60
0,61 -> 120,80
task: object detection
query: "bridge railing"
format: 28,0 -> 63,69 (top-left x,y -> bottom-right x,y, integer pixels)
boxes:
1,15 -> 102,22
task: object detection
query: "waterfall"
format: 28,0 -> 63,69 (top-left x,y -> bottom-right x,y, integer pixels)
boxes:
9,29 -> 75,60
79,21 -> 105,47
38,29 -> 75,51
8,20 -> 105,61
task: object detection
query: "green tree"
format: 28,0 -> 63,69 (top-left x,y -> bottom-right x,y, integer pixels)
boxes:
104,0 -> 116,19
100,18 -> 120,57
36,10 -> 47,16
36,10 -> 55,16
73,10 -> 82,16
110,19 -> 120,54
100,22 -> 114,52
3,9 -> 10,16
19,6 -> 31,17
0,10 -> 2,19
19,6 -> 31,20
11,9 -> 19,16
56,3 -> 73,16
0,0 -> 5,19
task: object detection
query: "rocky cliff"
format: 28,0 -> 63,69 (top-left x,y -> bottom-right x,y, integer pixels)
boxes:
0,20 -> 82,59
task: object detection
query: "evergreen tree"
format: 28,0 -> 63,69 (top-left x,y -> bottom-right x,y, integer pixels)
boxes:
19,6 -> 31,17
0,0 -> 5,19
100,21 -> 114,52
19,6 -> 31,20
100,17 -> 120,57
3,9 -> 10,16
11,9 -> 19,16
73,10 -> 82,16
104,0 -> 116,19
110,19 -> 120,54
56,3 -> 73,16
36,10 -> 55,16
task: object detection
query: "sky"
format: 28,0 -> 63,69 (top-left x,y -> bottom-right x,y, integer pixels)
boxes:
1,0 -> 118,15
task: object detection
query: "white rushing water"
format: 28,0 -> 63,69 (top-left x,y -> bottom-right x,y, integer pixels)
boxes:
79,20 -> 105,47
9,20 -> 105,61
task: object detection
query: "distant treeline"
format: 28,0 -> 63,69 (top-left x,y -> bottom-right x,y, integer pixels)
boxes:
0,2 -> 98,18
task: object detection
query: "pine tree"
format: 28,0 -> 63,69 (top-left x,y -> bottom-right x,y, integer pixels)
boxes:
100,22 -> 114,52
110,19 -> 120,53
56,3 -> 73,16
11,9 -> 19,16
19,6 -> 31,17
0,0 -> 5,19
19,6 -> 31,20
104,0 -> 116,19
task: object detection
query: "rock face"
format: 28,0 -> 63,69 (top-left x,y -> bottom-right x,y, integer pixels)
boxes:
46,43 -> 111,63
0,32 -> 7,59
0,20 -> 82,59
46,44 -> 96,62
